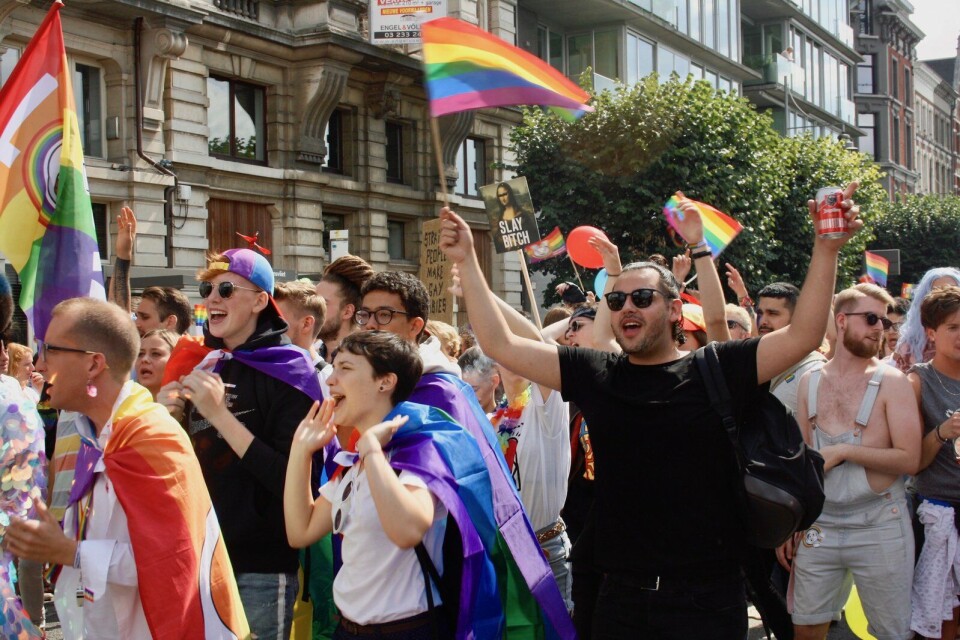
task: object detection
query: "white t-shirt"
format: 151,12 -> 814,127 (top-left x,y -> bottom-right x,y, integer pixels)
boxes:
771,354 -> 825,415
319,460 -> 447,625
513,385 -> 571,532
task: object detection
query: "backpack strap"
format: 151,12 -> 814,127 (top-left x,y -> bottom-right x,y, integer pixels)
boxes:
414,542 -> 442,611
807,368 -> 824,421
854,365 -> 886,428
694,344 -> 740,450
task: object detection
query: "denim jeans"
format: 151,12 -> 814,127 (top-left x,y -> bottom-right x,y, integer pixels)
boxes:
236,571 -> 298,640
540,529 -> 573,612
591,571 -> 747,640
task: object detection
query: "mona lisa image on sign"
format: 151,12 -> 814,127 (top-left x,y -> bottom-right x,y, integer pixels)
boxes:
480,176 -> 541,254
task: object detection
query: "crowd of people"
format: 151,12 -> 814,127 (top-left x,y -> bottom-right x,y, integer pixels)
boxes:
0,190 -> 959,640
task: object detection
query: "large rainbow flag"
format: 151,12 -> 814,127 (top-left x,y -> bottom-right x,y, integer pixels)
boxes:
0,2 -> 104,340
864,251 -> 889,287
524,226 -> 566,263
422,17 -> 592,118
663,194 -> 743,258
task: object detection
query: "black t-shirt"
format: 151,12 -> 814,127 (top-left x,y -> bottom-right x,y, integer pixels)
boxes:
558,338 -> 760,579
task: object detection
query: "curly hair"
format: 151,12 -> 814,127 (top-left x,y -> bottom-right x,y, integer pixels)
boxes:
361,271 -> 430,341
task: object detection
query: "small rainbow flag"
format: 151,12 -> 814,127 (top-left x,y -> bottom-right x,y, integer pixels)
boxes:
524,226 -> 566,263
901,283 -> 916,300
422,18 -> 593,118
0,2 -> 105,340
864,251 -> 889,287
663,195 -> 743,258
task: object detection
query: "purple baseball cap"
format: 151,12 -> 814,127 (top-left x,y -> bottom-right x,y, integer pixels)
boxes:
218,248 -> 275,293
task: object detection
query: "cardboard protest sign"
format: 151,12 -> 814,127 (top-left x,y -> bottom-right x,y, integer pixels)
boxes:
480,177 -> 541,254
419,218 -> 455,325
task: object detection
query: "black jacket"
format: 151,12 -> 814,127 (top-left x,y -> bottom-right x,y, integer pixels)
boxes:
187,308 -> 314,574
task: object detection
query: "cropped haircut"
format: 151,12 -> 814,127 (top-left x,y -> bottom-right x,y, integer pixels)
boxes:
337,330 -> 423,404
834,283 -> 895,316
724,303 -> 752,333
757,282 -> 800,311
274,280 -> 327,340
458,347 -> 498,380
7,342 -> 32,377
140,328 -> 179,352
620,261 -> 683,343
888,297 -> 911,317
361,271 -> 430,340
51,298 -> 140,382
140,286 -> 193,334
322,255 -> 375,312
920,285 -> 960,332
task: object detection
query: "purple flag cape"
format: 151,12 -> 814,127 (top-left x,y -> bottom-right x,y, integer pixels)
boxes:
407,373 -> 574,639
214,345 -> 323,402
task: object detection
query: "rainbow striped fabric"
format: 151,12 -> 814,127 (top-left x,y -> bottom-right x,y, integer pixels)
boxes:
422,17 -> 592,118
663,195 -> 743,258
864,251 -> 889,287
524,226 -> 566,263
0,2 -> 104,340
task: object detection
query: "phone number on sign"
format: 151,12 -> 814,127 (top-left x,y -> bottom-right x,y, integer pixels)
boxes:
373,30 -> 421,39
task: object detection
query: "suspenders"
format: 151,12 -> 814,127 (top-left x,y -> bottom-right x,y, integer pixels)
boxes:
808,364 -> 887,427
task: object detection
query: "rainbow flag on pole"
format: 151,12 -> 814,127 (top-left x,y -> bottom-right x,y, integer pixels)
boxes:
422,17 -> 592,118
663,195 -> 743,258
524,226 -> 566,263
864,251 -> 889,286
0,1 -> 104,340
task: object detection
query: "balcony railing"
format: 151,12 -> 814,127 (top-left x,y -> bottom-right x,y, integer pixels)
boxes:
839,97 -> 855,125
743,53 -> 795,86
835,20 -> 854,48
213,0 -> 259,20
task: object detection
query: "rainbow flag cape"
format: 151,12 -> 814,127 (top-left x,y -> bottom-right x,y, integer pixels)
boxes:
524,226 -> 566,263
422,17 -> 592,118
663,195 -> 743,258
864,251 -> 889,287
70,383 -> 250,638
0,2 -> 104,340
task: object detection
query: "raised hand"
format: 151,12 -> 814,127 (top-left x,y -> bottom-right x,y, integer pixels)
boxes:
292,399 -> 338,455
448,263 -> 464,299
808,181 -> 862,251
116,206 -> 137,261
672,192 -> 705,245
725,262 -> 749,299
439,207 -> 475,264
672,251 -> 692,283
588,235 -> 622,277
358,414 -> 410,459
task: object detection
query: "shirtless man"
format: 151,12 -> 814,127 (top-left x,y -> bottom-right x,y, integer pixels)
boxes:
780,283 -> 922,640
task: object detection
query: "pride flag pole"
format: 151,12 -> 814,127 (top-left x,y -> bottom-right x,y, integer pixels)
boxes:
566,253 -> 587,293
429,117 -> 450,208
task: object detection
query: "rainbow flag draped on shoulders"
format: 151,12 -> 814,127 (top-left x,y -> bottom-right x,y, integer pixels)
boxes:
0,1 -> 104,339
422,17 -> 592,119
99,383 -> 250,639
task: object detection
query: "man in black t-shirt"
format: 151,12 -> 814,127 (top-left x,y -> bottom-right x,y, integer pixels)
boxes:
438,186 -> 863,639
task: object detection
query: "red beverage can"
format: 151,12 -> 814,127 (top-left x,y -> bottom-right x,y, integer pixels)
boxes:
814,187 -> 848,239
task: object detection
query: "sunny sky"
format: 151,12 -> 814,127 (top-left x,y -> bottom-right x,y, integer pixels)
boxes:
911,0 -> 960,62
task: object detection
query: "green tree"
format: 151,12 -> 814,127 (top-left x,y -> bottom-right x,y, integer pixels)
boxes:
509,75 -> 885,301
871,194 -> 960,293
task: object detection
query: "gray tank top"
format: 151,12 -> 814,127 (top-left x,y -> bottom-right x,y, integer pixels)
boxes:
808,365 -> 901,509
913,362 -> 960,502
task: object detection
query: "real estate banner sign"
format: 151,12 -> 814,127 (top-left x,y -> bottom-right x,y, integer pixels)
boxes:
369,0 -> 447,45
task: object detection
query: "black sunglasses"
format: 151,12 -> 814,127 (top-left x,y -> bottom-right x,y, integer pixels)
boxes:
333,478 -> 354,534
568,320 -> 587,333
844,311 -> 893,330
604,288 -> 665,312
198,280 -> 262,299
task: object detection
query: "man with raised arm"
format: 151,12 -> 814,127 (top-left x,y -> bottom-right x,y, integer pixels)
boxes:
439,184 -> 862,639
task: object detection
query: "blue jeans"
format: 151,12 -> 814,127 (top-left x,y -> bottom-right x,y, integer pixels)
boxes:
592,571 -> 746,640
236,571 -> 298,640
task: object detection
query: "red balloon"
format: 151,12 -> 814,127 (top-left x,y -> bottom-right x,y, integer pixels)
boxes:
567,226 -> 608,269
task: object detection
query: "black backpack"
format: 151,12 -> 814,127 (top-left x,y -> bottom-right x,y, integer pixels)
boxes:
695,343 -> 826,549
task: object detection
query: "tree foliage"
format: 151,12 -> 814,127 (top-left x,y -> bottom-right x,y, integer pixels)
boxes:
508,75 -> 886,302
871,194 -> 960,293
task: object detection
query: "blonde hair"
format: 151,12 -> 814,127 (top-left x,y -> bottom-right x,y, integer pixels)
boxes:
724,303 -> 752,333
141,328 -> 179,352
274,280 -> 327,339
6,342 -> 32,378
51,298 -> 140,382
427,320 -> 461,358
834,283 -> 895,316
196,252 -> 232,284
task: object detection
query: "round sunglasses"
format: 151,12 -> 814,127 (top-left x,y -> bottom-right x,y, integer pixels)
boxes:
604,288 -> 667,311
843,311 -> 892,330
198,280 -> 262,299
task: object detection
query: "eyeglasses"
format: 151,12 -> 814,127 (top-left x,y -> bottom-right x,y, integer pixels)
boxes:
354,307 -> 409,326
844,312 -> 893,330
727,319 -> 747,331
604,288 -> 666,312
885,321 -> 903,332
198,281 -> 262,299
37,340 -> 96,360
568,320 -> 587,333
332,476 -> 354,535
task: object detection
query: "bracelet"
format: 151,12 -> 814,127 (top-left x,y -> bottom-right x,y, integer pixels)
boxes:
936,423 -> 950,444
607,272 -> 621,277
686,239 -> 708,252
690,249 -> 712,260
740,296 -> 754,307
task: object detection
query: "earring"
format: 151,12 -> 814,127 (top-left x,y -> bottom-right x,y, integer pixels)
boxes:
379,385 -> 385,392
86,380 -> 98,398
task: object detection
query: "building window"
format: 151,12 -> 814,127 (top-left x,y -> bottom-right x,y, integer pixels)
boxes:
455,137 -> 485,197
689,0 -> 701,42
892,113 -> 900,164
627,33 -> 655,83
856,0 -> 871,34
890,58 -> 899,100
0,47 -> 19,86
323,110 -> 344,174
74,63 -> 104,157
703,0 -> 715,49
856,55 -> 874,94
92,202 -> 108,258
322,213 -> 346,260
387,220 -> 406,260
858,112 -> 876,159
385,121 -> 404,184
207,76 -> 266,162
904,68 -> 911,107
906,123 -> 913,170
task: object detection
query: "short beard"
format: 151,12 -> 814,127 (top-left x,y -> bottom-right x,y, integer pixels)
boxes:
614,306 -> 670,356
843,331 -> 879,358
316,303 -> 343,342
